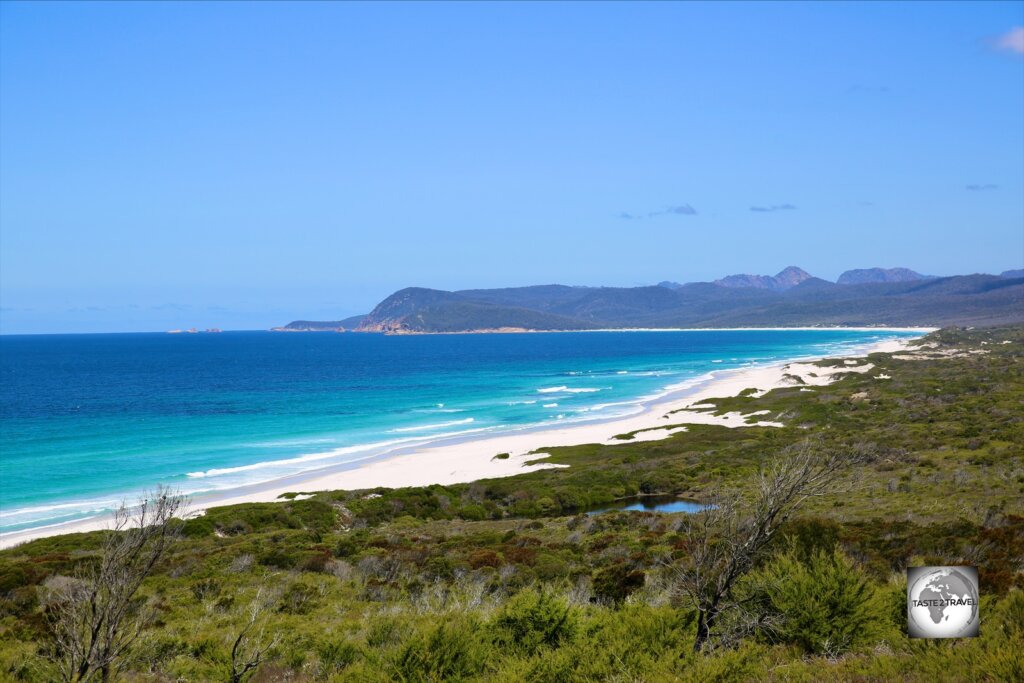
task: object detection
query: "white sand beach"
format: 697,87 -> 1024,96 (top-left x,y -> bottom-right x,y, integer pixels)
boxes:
0,335 -> 920,549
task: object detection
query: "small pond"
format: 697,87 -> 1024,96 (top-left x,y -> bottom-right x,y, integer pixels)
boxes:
584,495 -> 707,516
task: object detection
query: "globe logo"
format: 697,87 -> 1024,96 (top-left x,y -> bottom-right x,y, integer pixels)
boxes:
907,566 -> 979,638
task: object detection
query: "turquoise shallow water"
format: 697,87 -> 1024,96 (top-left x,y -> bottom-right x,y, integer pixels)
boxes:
0,329 -> 922,533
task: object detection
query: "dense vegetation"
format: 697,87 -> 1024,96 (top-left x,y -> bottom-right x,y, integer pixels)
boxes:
1,326 -> 1021,681
336,274 -> 1024,332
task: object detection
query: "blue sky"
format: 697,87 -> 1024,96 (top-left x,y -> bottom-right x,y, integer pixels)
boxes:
1,1 -> 1022,333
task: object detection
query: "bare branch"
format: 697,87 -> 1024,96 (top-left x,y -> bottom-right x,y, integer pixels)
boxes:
42,487 -> 186,682
668,440 -> 862,653
228,585 -> 280,683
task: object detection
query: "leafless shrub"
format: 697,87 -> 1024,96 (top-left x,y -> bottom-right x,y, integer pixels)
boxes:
567,574 -> 593,606
42,487 -> 185,682
954,469 -> 970,488
229,554 -> 255,574
497,564 -> 517,584
227,586 -> 280,683
667,440 -> 865,653
356,555 -> 403,584
325,559 -> 354,581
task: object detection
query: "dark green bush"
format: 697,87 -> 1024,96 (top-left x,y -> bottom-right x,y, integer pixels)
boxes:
756,549 -> 883,655
488,588 -> 578,656
181,516 -> 215,538
394,619 -> 486,682
592,562 -> 645,604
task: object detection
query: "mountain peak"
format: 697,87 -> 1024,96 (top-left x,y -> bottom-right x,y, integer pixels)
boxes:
714,266 -> 813,291
773,266 -> 813,288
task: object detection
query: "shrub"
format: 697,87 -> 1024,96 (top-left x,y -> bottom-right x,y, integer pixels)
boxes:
278,582 -> 319,615
533,553 -> 568,580
296,548 -> 332,573
755,549 -> 883,655
258,547 -> 297,569
366,615 -> 410,648
181,516 -> 215,538
778,517 -> 842,561
316,639 -> 361,676
592,563 -> 645,604
488,588 -> 578,656
468,549 -> 502,569
393,619 -> 486,681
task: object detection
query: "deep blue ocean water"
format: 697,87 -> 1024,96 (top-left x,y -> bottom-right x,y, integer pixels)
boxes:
0,329 -> 922,534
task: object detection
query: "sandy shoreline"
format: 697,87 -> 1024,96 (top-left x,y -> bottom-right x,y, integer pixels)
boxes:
0,334 -> 924,549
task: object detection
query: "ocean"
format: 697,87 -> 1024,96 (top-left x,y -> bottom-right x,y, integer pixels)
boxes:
0,328 -> 923,534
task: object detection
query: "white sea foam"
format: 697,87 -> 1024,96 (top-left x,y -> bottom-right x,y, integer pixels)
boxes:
182,425 -> 504,485
185,440 -> 419,478
537,386 -> 601,394
185,428 -> 489,480
388,418 -> 475,433
247,437 -> 337,448
0,498 -> 123,521
543,403 -> 558,408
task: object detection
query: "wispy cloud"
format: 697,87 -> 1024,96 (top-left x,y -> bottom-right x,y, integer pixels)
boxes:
966,184 -> 998,191
617,204 -> 697,219
749,204 -> 797,213
993,26 -> 1024,55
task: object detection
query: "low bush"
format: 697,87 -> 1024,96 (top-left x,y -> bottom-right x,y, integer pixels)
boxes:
488,588 -> 578,656
754,549 -> 885,655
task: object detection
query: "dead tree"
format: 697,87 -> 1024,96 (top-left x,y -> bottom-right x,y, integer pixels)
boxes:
670,440 -> 865,653
43,487 -> 185,682
228,586 -> 280,683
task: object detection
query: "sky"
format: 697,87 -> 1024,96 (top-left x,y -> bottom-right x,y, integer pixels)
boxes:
1,1 -> 1022,334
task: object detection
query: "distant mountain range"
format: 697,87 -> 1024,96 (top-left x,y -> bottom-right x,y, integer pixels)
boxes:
278,266 -> 1024,333
659,266 -> 933,291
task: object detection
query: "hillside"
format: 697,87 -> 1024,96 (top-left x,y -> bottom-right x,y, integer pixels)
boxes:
337,274 -> 1024,333
836,267 -> 932,285
274,315 -> 367,332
